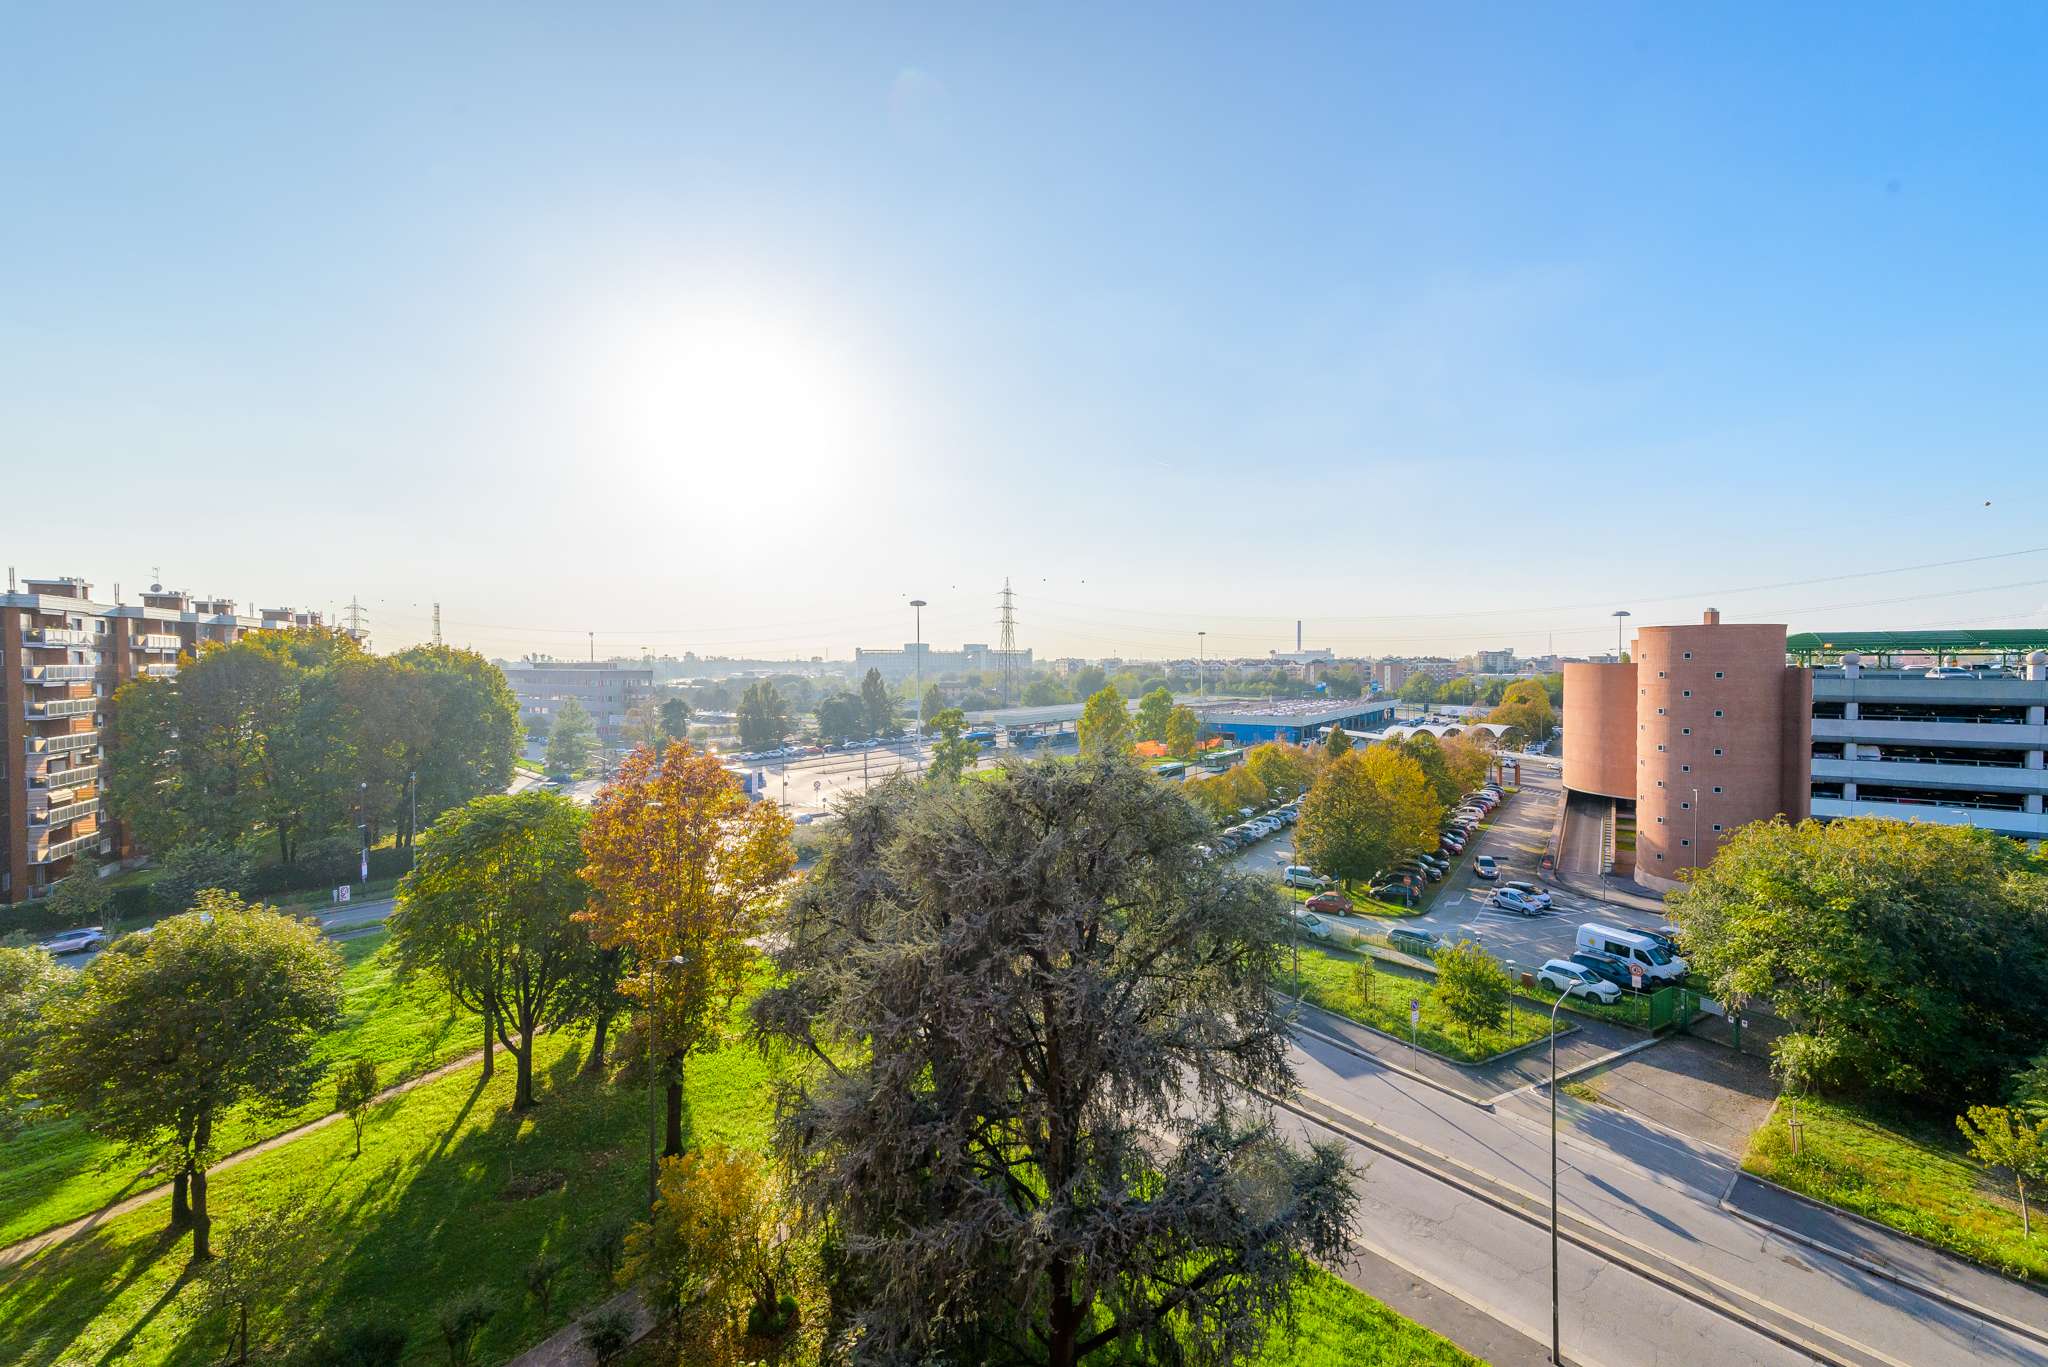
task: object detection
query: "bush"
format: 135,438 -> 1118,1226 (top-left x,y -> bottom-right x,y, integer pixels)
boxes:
745,1293 -> 800,1338
151,840 -> 252,915
299,1313 -> 409,1366
579,1306 -> 635,1366
434,1287 -> 498,1367
581,1216 -> 629,1284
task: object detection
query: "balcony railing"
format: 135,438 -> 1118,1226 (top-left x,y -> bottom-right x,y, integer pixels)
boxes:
143,663 -> 179,678
31,762 -> 98,792
139,633 -> 181,651
27,696 -> 97,720
25,731 -> 99,756
31,831 -> 102,865
23,663 -> 98,684
25,626 -> 95,646
33,797 -> 101,829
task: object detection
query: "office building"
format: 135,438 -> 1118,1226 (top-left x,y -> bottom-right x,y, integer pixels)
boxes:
1193,697 -> 1398,747
1563,611 -> 1811,891
499,659 -> 653,746
852,641 -> 1032,684
3,575 -> 321,905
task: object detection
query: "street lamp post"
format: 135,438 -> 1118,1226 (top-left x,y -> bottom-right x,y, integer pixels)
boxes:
1198,631 -> 1207,700
1611,609 -> 1632,663
909,599 -> 927,741
647,954 -> 689,1210
1548,981 -> 1572,1365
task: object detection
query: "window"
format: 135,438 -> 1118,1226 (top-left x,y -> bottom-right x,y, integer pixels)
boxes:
1713,785 -> 1723,794
1714,709 -> 1724,717
1680,800 -> 1690,809
1682,727 -> 1691,735
1713,823 -> 1724,832
1682,689 -> 1692,698
1681,838 -> 1692,847
1681,763 -> 1691,772
1656,744 -> 1666,752
1658,671 -> 1667,678
1683,651 -> 1693,660
1714,747 -> 1724,756
1656,780 -> 1665,788
1715,671 -> 1725,679
1656,816 -> 1665,824
1657,707 -> 1666,715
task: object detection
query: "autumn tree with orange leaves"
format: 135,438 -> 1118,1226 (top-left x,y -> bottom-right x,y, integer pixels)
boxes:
580,745 -> 794,1157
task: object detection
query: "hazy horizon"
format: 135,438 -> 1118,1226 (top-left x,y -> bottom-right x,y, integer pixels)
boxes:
6,5 -> 2045,663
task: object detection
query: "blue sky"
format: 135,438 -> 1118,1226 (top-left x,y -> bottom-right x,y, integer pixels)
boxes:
4,4 -> 2044,662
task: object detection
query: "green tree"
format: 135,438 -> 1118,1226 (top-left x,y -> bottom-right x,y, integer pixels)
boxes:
1165,705 -> 1200,760
755,759 -> 1355,1367
1394,732 -> 1460,807
0,945 -> 67,1137
1296,748 -> 1441,891
1134,685 -> 1174,743
1398,673 -> 1440,706
860,667 -> 896,737
1667,818 -> 2048,1105
201,1201 -> 312,1364
659,695 -> 692,744
815,691 -> 866,744
435,1288 -> 499,1367
625,1146 -> 786,1352
1435,940 -> 1511,1045
2012,1047 -> 2048,1122
523,1252 -> 568,1325
1069,664 -> 1107,699
1245,741 -> 1315,802
926,707 -> 980,786
1488,679 -> 1556,743
736,680 -> 790,750
1438,677 -> 1478,705
1077,685 -> 1131,758
40,894 -> 344,1260
545,696 -> 598,778
385,646 -> 522,843
152,839 -> 254,916
335,1056 -> 379,1158
579,1308 -> 634,1367
1956,1105 -> 2048,1239
920,683 -> 944,727
1323,724 -> 1353,758
1022,676 -> 1066,707
390,792 -> 595,1111
41,855 -> 111,928
1440,733 -> 1495,793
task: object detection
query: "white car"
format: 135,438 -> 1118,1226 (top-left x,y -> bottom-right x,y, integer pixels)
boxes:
1536,958 -> 1621,1003
1293,911 -> 1355,946
41,927 -> 108,956
1500,879 -> 1552,909
1488,887 -> 1543,916
1282,866 -> 1332,891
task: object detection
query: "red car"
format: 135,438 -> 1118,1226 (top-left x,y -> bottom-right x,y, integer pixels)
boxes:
1304,891 -> 1354,915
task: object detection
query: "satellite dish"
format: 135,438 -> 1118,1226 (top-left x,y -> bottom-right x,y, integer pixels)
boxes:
149,583 -> 163,593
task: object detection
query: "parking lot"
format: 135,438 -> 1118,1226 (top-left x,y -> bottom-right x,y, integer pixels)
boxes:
1234,755 -> 1683,978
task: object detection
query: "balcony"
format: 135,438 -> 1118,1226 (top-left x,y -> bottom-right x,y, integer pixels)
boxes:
23,663 -> 98,685
30,831 -> 103,865
27,696 -> 97,721
142,662 -> 179,678
33,797 -> 101,829
25,626 -> 95,647
138,633 -> 181,652
31,761 -> 98,793
25,731 -> 99,756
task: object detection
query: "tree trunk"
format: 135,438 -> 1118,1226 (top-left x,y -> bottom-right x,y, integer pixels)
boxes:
189,1114 -> 213,1262
513,1039 -> 535,1111
276,825 -> 292,867
170,1170 -> 190,1229
238,1302 -> 249,1365
480,994 -> 495,1081
664,1071 -> 684,1157
582,1006 -> 612,1078
1047,1263 -> 1081,1367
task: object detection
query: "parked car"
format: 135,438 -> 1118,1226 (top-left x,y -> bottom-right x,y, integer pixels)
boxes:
1293,911 -> 1356,946
1575,923 -> 1688,983
1389,928 -> 1441,959
1487,887 -> 1543,916
41,926 -> 108,956
1569,951 -> 1635,991
1473,855 -> 1499,879
1305,891 -> 1355,915
1500,879 -> 1552,909
1282,866 -> 1331,891
1415,852 -> 1449,873
1368,880 -> 1416,905
1537,958 -> 1621,1003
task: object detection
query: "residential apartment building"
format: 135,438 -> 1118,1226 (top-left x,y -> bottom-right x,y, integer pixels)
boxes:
1371,657 -> 1456,692
499,659 -> 653,746
851,641 -> 1033,684
1794,634 -> 2048,842
2,575 -> 322,905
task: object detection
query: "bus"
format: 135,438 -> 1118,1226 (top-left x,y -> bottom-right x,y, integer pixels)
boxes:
1200,747 -> 1244,773
963,729 -> 997,751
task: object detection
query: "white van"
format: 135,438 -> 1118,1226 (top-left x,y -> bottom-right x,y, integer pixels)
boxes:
1574,923 -> 1687,984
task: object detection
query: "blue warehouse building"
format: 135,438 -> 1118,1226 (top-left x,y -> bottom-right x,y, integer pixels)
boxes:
1193,698 -> 1398,747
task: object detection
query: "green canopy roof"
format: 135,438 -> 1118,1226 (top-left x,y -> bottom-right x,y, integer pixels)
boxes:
1786,630 -> 2048,662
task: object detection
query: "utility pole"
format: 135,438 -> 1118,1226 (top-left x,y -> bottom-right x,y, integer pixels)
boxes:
343,596 -> 370,647
910,598 -> 927,740
589,630 -> 595,663
996,578 -> 1019,707
1199,631 -> 1207,700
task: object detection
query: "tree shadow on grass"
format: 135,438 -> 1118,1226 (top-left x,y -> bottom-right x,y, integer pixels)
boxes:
0,1222 -> 190,1367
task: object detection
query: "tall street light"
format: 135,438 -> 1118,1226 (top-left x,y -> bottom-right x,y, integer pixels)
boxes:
647,953 -> 688,1209
910,598 -> 928,742
1547,980 -> 1573,1365
1611,609 -> 1631,663
1198,631 -> 1207,700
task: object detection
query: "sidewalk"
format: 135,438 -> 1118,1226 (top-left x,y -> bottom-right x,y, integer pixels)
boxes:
1722,1173 -> 2048,1350
507,1290 -> 653,1367
1288,988 -> 1654,1106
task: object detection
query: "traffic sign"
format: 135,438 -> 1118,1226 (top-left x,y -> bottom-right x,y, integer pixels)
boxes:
1410,998 -> 1421,1026
1630,963 -> 1644,990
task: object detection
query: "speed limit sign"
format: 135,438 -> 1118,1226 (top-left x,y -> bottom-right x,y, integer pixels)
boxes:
1630,963 -> 1644,991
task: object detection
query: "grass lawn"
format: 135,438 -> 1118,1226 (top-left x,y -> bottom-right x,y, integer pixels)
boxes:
0,929 -> 474,1247
0,1022 -> 783,1366
269,876 -> 403,913
1744,1094 -> 2048,1283
1278,944 -> 1561,1064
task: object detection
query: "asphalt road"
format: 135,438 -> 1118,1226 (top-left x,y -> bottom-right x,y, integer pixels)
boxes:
1279,1031 -> 2042,1367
